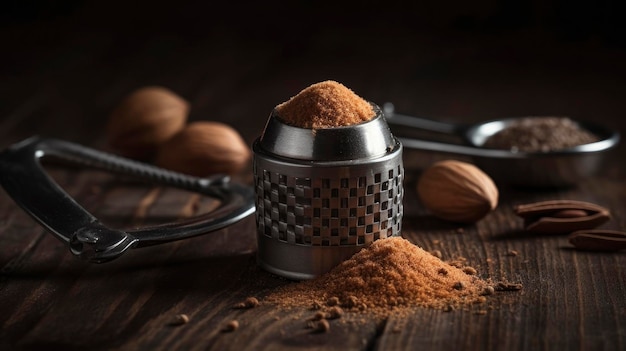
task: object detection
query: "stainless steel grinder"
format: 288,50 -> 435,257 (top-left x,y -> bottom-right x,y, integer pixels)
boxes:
252,103 -> 404,280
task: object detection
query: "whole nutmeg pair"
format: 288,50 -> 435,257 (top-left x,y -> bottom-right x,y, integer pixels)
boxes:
417,160 -> 499,223
106,86 -> 251,177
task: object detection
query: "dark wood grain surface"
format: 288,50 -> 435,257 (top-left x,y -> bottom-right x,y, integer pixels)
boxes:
1,2 -> 625,350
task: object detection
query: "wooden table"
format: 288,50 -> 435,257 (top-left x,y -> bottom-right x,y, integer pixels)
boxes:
1,3 -> 625,350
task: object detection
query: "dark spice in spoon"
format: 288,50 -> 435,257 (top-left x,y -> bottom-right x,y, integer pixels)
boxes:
483,117 -> 599,152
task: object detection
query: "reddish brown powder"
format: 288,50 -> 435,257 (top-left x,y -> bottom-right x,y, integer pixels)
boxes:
275,80 -> 375,129
264,237 -> 491,317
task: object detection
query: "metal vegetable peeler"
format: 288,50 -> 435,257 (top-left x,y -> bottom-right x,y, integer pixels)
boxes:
0,136 -> 255,263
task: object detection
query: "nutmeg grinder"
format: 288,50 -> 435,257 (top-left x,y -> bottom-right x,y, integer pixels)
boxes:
253,103 -> 404,280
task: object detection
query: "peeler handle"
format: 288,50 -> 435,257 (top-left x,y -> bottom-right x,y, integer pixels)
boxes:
0,136 -> 255,263
44,138 -> 229,193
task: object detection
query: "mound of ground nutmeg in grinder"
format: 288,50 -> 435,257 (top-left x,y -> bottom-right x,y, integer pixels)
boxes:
252,80 -> 404,280
275,80 -> 375,128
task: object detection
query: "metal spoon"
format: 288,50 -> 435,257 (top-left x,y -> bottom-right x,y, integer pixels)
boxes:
382,102 -> 621,188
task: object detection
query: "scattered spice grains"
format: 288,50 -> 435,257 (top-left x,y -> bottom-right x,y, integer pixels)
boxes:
311,301 -> 323,310
222,320 -> 239,333
307,319 -> 330,333
481,286 -> 496,296
494,281 -> 524,291
506,250 -> 519,257
446,257 -> 468,269
482,116 -> 599,152
234,296 -> 260,309
429,249 -> 443,259
326,306 -> 344,320
168,314 -> 190,326
462,266 -> 478,275
264,237 -> 496,319
310,311 -> 326,321
326,297 -> 340,307
274,80 -> 375,129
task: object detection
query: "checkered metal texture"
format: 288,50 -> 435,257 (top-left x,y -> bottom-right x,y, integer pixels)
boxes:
254,164 -> 403,247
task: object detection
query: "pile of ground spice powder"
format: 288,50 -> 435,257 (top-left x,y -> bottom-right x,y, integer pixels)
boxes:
275,80 -> 375,129
482,116 -> 599,152
263,237 -> 492,319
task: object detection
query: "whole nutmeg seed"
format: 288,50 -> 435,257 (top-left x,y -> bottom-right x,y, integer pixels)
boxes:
154,121 -> 251,177
106,86 -> 189,160
417,160 -> 498,223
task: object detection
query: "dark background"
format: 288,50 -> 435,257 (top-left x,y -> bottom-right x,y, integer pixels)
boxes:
3,0 -> 625,42
1,0 -> 625,147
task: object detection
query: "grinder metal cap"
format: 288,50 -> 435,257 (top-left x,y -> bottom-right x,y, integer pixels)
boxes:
253,103 -> 404,280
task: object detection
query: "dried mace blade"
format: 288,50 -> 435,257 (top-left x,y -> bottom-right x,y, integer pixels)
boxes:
568,230 -> 626,252
513,200 -> 610,234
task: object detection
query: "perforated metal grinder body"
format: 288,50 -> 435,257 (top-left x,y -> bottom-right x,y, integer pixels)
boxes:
253,103 -> 404,280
